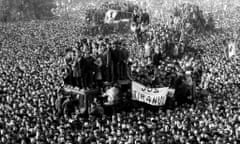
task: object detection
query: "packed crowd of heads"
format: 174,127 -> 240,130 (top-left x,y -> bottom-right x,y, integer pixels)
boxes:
0,19 -> 240,144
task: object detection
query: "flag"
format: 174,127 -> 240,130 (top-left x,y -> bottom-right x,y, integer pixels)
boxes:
104,9 -> 131,24
104,10 -> 118,24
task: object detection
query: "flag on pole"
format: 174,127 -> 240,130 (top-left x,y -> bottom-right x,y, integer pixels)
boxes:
104,10 -> 131,24
104,10 -> 118,23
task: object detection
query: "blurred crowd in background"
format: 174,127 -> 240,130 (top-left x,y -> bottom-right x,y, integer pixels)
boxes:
1,2 -> 240,143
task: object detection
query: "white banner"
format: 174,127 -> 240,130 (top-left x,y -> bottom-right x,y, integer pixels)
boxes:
132,81 -> 171,106
104,9 -> 131,24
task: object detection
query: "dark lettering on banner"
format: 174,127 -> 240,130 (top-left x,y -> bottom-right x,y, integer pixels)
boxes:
110,12 -> 113,18
135,91 -> 139,99
132,81 -> 171,106
153,88 -> 159,93
152,96 -> 157,105
141,87 -> 146,91
142,87 -> 157,93
157,96 -> 161,105
137,91 -> 142,100
146,95 -> 151,103
140,93 -> 145,101
157,95 -> 164,105
147,88 -> 152,92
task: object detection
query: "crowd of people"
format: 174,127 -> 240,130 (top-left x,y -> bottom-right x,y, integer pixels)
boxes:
0,14 -> 240,144
62,35 -> 130,89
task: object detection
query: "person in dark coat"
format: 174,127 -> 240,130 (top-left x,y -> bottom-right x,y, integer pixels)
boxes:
102,43 -> 112,82
165,39 -> 175,58
174,76 -> 188,106
89,102 -> 104,118
80,54 -> 87,89
119,44 -> 129,80
72,51 -> 82,88
62,96 -> 78,117
132,8 -> 140,25
95,55 -> 103,88
63,64 -> 73,86
132,9 -> 142,43
141,9 -> 150,25
84,52 -> 96,88
152,47 -> 163,66
111,42 -> 120,82
55,94 -> 66,118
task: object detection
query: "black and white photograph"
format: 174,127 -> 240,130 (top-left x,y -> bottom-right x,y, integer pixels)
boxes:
0,0 -> 240,143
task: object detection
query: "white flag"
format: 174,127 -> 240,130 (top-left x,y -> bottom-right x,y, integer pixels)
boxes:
104,9 -> 118,24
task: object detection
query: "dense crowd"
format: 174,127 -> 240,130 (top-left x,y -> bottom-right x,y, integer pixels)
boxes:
0,18 -> 240,144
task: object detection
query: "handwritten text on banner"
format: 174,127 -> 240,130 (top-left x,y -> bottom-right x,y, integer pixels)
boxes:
132,81 -> 169,106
